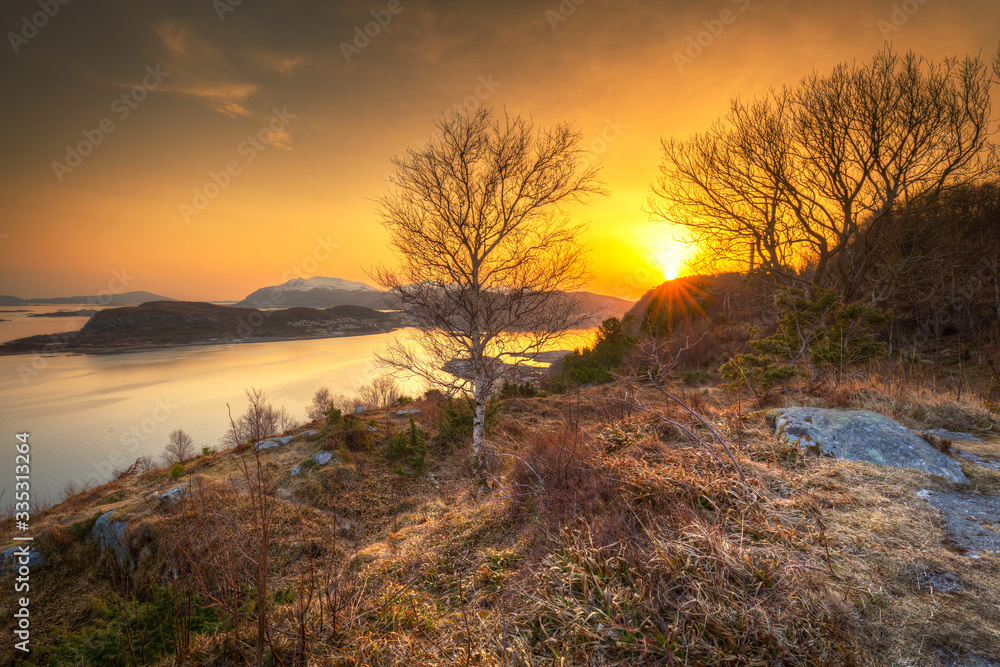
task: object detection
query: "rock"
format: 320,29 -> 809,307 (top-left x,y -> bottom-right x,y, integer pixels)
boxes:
767,408 -> 968,483
356,406 -> 365,415
302,429 -> 318,437
290,465 -> 301,476
257,435 -> 294,450
916,490 -> 1000,555
156,482 -> 191,504
396,408 -> 422,416
923,429 -> 982,442
91,510 -> 129,565
916,571 -> 963,593
957,451 -> 1000,473
1,545 -> 45,572
312,451 -> 333,466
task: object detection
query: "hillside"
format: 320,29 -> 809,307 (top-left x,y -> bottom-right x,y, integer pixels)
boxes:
2,364 -> 998,665
0,301 -> 401,354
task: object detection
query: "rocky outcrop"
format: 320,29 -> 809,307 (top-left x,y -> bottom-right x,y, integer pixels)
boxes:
916,490 -> 1000,555
766,408 -> 968,483
91,510 -> 129,565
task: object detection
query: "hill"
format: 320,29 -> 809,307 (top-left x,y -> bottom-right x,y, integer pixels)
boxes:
0,290 -> 175,306
0,301 -> 401,354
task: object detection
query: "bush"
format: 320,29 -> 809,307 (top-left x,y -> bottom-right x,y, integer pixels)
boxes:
170,463 -> 184,479
201,446 -> 214,456
683,370 -> 711,385
721,287 -> 892,397
498,380 -> 540,399
387,416 -> 427,472
435,397 -> 500,447
549,317 -> 637,391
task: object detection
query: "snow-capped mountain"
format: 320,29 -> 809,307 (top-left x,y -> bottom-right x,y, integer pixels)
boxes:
236,277 -> 385,309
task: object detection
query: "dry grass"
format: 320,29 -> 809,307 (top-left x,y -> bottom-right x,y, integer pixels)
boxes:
2,370 -> 999,665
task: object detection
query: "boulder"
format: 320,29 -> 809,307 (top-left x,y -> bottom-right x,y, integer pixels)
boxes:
767,408 -> 968,483
155,482 -> 192,505
1,545 -> 45,572
312,451 -> 334,466
91,510 -> 129,565
257,435 -> 294,450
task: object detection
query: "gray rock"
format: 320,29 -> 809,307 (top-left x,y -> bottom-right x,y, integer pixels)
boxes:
91,510 -> 129,565
302,429 -> 318,437
257,435 -> 295,450
916,570 -> 963,593
923,429 -> 982,442
916,489 -> 1000,555
312,451 -> 333,466
290,465 -> 301,476
156,482 -> 191,504
1,545 -> 45,572
957,451 -> 1000,473
767,408 -> 968,483
396,408 -> 422,416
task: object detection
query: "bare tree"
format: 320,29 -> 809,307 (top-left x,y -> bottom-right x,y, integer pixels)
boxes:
357,374 -> 401,409
307,387 -> 333,421
226,392 -> 296,447
651,47 -> 996,296
373,107 -> 604,471
163,429 -> 195,465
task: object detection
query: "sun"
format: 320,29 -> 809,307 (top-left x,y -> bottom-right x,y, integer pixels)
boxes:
655,251 -> 685,282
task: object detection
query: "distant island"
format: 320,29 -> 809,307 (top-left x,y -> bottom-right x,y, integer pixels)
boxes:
28,309 -> 98,318
0,290 -> 174,307
0,301 -> 404,355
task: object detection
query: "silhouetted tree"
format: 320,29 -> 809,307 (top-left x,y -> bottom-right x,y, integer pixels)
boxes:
651,47 -> 996,296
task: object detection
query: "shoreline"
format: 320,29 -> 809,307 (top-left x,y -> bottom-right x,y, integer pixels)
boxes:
0,327 -> 405,358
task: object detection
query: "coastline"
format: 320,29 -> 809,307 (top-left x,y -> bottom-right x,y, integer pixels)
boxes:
0,326 -> 406,357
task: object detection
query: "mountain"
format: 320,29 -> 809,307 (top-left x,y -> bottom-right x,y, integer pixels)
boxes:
0,291 -> 174,306
236,277 -> 384,309
576,291 -> 635,324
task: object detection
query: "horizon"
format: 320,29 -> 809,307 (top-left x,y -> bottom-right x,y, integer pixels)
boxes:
3,0 -> 998,302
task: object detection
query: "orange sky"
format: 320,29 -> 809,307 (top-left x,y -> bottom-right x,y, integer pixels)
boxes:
1,0 -> 997,301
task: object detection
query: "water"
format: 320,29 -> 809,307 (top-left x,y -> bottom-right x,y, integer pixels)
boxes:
0,334 -> 404,508
0,305 -> 101,344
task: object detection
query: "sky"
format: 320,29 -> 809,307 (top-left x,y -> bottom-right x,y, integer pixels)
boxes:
0,0 -> 997,302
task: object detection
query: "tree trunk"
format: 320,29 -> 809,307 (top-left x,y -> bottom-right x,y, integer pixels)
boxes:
472,375 -> 487,478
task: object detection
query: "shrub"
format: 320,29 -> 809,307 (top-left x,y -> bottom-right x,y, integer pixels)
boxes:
170,463 -> 184,479
683,370 -> 711,385
498,380 -> 540,399
722,287 -> 891,397
435,396 -> 500,447
549,317 -> 637,391
387,416 -> 427,472
201,446 -> 215,456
